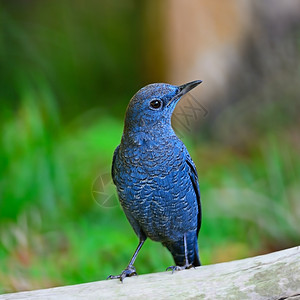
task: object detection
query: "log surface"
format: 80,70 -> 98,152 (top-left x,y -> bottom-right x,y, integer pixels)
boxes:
1,246 -> 300,300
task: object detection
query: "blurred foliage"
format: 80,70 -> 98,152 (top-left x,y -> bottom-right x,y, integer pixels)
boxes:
0,0 -> 300,294
0,0 -> 145,118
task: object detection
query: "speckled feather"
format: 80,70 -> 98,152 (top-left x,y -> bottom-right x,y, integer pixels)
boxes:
112,82 -> 202,267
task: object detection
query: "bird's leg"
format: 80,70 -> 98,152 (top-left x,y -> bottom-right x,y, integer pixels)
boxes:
107,239 -> 145,282
166,233 -> 194,273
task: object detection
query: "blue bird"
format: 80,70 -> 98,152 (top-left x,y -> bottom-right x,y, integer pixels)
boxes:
108,80 -> 202,282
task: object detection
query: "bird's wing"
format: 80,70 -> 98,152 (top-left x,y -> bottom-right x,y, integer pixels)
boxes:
185,153 -> 202,235
111,145 -> 120,185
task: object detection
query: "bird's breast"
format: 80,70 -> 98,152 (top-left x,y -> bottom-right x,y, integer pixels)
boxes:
113,139 -> 198,241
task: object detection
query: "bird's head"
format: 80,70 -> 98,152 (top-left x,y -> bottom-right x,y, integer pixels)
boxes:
124,80 -> 202,135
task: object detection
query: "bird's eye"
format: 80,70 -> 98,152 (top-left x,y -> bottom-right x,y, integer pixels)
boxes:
150,99 -> 162,110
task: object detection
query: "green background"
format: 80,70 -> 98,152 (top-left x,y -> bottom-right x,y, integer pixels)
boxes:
0,1 -> 300,293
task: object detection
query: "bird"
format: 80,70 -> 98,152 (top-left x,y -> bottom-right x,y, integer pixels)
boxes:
107,80 -> 202,282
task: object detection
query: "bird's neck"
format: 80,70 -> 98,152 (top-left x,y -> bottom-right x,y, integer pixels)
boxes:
121,123 -> 176,147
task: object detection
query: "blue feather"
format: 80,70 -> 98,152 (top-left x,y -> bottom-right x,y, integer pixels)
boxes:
109,80 -> 202,281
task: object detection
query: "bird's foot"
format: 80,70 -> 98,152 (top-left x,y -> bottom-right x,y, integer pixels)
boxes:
107,265 -> 137,282
166,263 -> 194,274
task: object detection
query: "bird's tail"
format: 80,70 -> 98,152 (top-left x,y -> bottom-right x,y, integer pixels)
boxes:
192,241 -> 201,267
165,232 -> 201,267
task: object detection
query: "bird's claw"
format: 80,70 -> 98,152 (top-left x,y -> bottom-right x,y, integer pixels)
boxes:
107,265 -> 137,282
166,264 -> 194,274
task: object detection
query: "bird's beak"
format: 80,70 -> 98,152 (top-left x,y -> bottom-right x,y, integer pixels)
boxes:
167,80 -> 202,106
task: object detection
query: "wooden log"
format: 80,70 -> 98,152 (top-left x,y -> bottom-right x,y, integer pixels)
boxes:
1,246 -> 299,300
